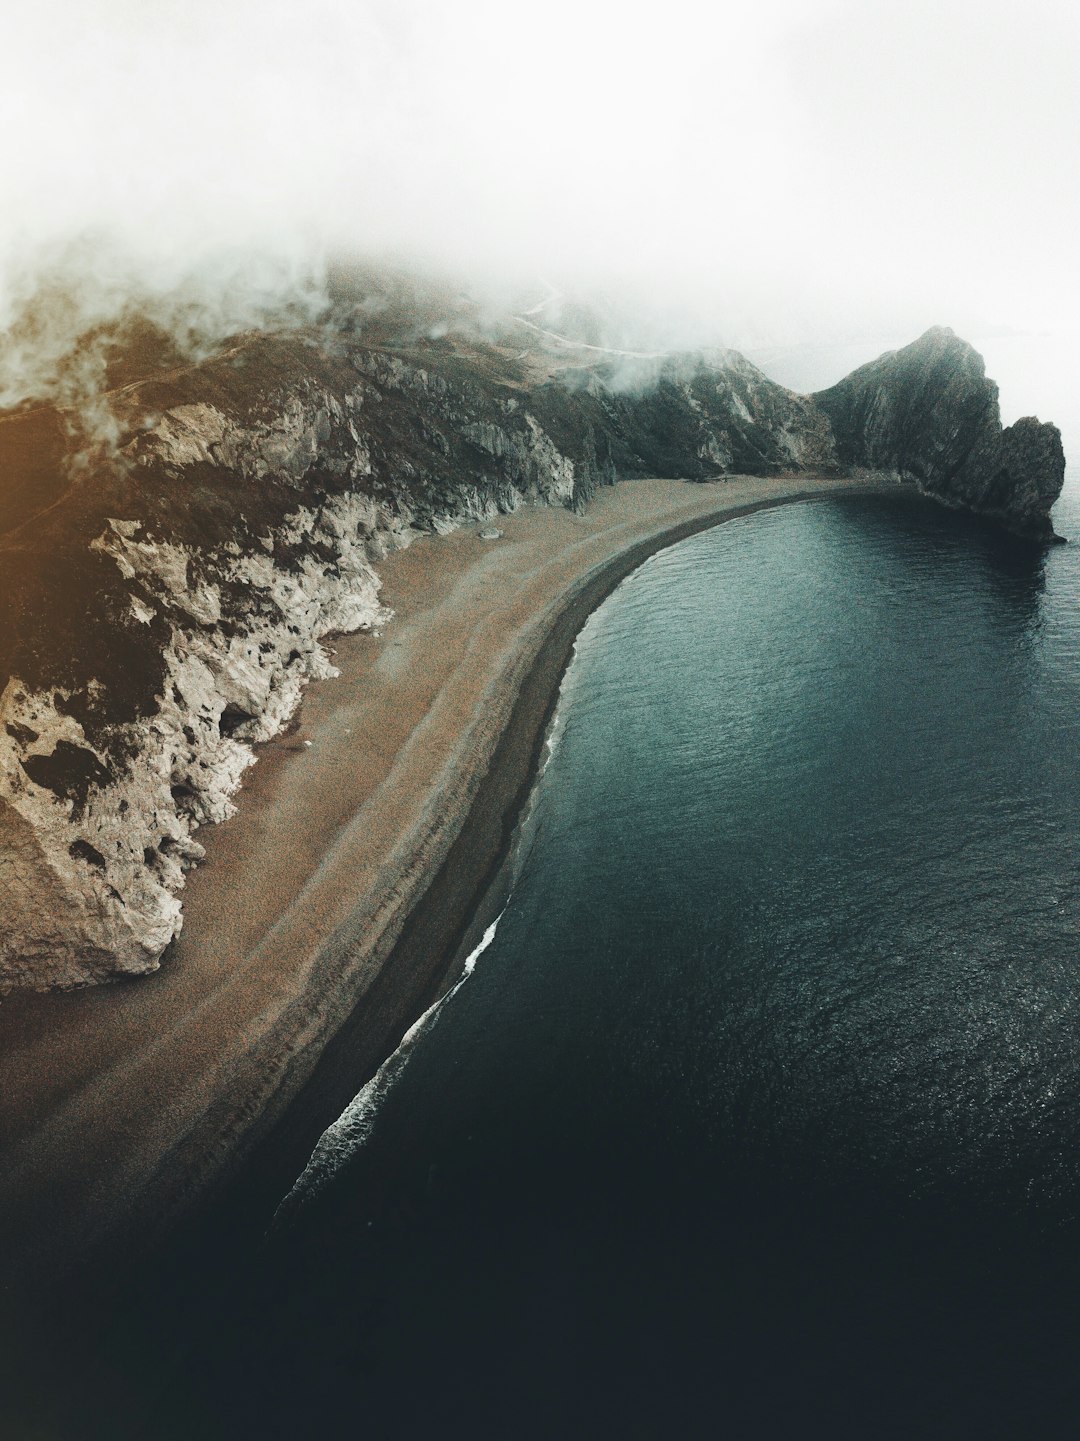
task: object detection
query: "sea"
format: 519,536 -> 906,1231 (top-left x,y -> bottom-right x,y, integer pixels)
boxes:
138,334 -> 1080,1440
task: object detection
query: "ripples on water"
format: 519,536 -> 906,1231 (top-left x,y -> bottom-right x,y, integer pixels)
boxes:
163,484 -> 1080,1440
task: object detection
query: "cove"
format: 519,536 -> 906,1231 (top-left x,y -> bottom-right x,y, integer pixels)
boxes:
119,491 -> 1080,1439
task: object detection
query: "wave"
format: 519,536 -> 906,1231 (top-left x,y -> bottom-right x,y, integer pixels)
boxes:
272,909 -> 506,1228
272,590 -> 625,1229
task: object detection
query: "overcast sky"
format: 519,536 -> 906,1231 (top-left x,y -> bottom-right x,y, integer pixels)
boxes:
1,0 -> 1077,354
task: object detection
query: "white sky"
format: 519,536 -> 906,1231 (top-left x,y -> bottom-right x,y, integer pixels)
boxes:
1,0 -> 1078,350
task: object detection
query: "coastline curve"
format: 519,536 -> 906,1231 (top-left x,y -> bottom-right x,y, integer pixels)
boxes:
0,475 -> 893,1328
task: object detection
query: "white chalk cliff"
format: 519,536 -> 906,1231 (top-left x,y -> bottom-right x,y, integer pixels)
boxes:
0,286 -> 1065,991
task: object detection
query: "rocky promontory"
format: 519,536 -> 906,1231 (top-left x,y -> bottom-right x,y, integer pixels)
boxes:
814,326 -> 1066,541
0,286 -> 1066,991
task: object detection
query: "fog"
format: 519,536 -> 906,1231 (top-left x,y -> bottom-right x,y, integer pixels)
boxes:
2,0 -> 1077,406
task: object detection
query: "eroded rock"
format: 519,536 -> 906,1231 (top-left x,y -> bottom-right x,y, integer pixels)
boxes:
814,327 -> 1066,540
0,311 -> 1065,990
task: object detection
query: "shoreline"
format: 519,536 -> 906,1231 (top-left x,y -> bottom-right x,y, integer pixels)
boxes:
232,483 -> 885,1227
0,475 -> 890,1339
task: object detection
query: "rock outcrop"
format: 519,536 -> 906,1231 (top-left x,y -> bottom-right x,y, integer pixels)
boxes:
814,327 -> 1066,540
0,293 -> 1066,991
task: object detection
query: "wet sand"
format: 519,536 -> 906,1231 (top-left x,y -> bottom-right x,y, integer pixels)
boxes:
0,475 -> 876,1314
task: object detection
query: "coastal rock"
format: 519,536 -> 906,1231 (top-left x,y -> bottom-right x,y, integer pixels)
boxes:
0,297 -> 1066,990
0,330 -> 634,990
814,327 -> 1066,540
0,492 -> 393,990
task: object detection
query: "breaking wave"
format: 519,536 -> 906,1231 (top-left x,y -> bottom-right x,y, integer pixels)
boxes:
273,909 -> 505,1226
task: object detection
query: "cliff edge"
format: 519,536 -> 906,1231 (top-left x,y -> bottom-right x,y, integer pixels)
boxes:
814,327 -> 1066,541
0,295 -> 1066,991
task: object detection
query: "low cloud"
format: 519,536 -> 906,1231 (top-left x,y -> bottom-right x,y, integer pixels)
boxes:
1,0 -> 1077,421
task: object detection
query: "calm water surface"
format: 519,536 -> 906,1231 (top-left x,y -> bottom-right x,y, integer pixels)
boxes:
158,466 -> 1080,1441
126,329 -> 1080,1439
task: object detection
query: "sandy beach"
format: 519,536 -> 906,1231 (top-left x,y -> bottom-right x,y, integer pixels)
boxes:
0,474 -> 877,1322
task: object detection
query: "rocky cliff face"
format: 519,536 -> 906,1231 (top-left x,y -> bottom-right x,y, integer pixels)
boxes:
814,327 -> 1066,540
0,298 -> 1066,991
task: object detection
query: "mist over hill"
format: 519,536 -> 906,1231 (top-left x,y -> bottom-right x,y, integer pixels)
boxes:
0,266 -> 1065,991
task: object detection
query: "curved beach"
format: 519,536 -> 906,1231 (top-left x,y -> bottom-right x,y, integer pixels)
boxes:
0,474 -> 876,1314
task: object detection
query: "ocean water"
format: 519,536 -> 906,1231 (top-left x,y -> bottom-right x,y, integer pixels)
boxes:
150,342 -> 1080,1440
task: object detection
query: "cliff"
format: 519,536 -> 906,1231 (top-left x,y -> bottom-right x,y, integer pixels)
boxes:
0,293 -> 1066,991
814,327 -> 1066,541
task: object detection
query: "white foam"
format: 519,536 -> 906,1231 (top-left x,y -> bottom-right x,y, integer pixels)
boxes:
539,691 -> 569,774
463,911 -> 503,974
273,614 -> 601,1228
273,908 -> 506,1226
538,622 -> 593,775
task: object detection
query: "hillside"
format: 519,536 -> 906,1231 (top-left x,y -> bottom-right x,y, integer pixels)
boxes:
0,284 -> 1065,990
